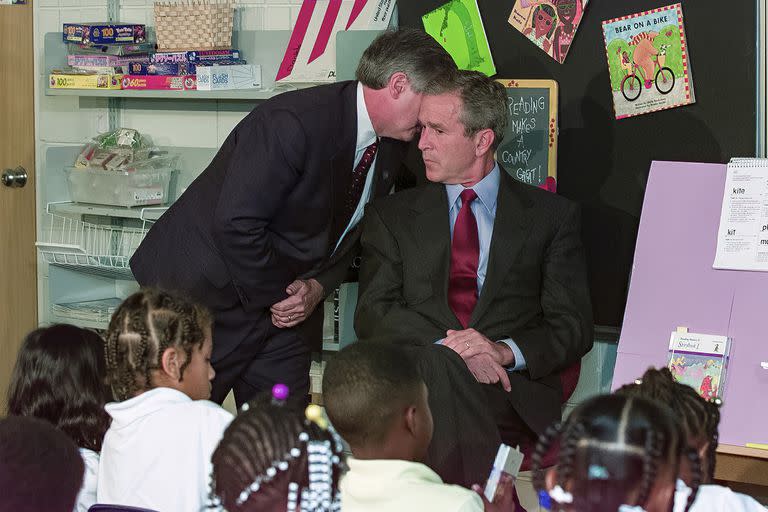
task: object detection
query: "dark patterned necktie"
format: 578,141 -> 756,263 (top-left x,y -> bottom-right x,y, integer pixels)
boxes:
448,189 -> 479,328
343,140 -> 379,226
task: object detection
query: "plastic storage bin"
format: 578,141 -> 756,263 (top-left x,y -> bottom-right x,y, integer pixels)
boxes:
65,166 -> 175,207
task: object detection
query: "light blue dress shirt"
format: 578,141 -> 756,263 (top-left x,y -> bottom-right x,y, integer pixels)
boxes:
333,82 -> 378,254
439,164 -> 527,372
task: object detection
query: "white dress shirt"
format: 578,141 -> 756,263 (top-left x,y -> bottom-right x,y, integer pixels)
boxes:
333,81 -> 379,253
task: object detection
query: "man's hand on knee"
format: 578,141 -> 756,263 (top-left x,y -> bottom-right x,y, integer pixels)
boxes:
270,278 -> 324,328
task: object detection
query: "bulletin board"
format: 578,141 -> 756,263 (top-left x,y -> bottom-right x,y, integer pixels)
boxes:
400,0 -> 758,328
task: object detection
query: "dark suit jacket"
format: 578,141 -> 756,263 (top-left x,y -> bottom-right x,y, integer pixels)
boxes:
355,168 -> 593,435
130,81 -> 408,353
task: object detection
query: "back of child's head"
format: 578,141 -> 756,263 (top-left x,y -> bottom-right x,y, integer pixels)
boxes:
105,288 -> 212,401
322,341 -> 426,451
210,390 -> 346,512
6,324 -> 111,452
532,394 -> 701,512
0,415 -> 85,512
615,366 -> 721,482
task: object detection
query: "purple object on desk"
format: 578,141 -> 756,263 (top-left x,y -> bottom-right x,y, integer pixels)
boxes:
612,160 -> 768,446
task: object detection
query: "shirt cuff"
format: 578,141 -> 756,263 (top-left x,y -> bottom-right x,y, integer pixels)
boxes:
434,338 -> 444,345
499,339 -> 526,371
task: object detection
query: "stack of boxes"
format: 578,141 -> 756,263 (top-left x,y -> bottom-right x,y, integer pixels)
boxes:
51,23 -> 151,90
50,22 -> 261,91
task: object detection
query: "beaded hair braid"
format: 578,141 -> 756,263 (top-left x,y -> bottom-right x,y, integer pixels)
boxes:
615,367 -> 721,482
104,289 -> 212,401
532,395 -> 701,512
209,391 -> 346,512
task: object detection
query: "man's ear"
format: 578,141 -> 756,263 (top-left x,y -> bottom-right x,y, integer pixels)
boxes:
387,71 -> 409,99
160,346 -> 183,382
474,128 -> 496,157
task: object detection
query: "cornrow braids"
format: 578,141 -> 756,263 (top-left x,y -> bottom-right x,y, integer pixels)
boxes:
535,395 -> 690,512
210,394 -> 346,512
532,422 -> 563,496
105,289 -> 212,401
683,446 -> 703,512
615,367 -> 722,482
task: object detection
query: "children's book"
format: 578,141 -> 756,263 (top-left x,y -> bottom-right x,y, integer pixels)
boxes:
667,331 -> 730,401
602,3 -> 695,120
507,0 -> 588,64
422,0 -> 496,77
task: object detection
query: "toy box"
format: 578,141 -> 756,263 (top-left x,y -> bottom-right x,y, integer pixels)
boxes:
49,73 -> 123,89
63,23 -> 146,45
196,64 -> 261,91
120,74 -> 196,90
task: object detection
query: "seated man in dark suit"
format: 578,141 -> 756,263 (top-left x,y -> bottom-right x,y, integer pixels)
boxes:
355,70 -> 593,488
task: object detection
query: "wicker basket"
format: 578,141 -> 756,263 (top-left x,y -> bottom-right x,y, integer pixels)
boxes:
154,0 -> 235,51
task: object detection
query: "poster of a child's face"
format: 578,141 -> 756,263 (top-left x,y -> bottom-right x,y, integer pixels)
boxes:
535,6 -> 556,38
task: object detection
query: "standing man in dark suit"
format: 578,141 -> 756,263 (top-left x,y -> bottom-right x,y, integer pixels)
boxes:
355,70 -> 593,486
129,29 -> 456,407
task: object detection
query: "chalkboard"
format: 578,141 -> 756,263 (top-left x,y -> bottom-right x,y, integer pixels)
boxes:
495,79 -> 558,189
400,0 -> 757,328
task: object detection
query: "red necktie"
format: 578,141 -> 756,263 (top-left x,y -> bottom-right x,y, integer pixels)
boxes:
448,189 -> 479,328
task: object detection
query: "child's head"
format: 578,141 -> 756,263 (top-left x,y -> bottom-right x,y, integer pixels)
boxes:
322,342 -> 432,462
533,394 -> 701,512
105,288 -> 214,401
615,367 -> 721,483
0,415 -> 85,512
210,391 -> 346,512
7,324 -> 111,452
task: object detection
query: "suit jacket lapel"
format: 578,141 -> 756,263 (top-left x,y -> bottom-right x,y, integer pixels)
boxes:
412,183 -> 463,329
470,170 -> 534,324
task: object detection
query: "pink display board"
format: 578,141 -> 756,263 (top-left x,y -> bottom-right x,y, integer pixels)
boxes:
612,160 -> 768,446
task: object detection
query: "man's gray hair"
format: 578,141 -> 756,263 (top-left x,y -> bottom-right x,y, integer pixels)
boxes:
356,28 -> 457,94
448,70 -> 508,151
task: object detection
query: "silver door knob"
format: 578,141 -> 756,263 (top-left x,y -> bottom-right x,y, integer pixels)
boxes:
2,167 -> 27,188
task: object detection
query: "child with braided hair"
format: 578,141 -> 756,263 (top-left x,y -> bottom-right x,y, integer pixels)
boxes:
532,394 -> 702,512
209,386 -> 346,511
615,367 -> 765,511
98,288 -> 233,512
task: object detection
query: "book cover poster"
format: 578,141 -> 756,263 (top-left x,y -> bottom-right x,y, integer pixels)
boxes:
422,0 -> 496,77
667,332 -> 729,401
276,0 -> 395,83
602,3 -> 695,120
508,0 -> 588,64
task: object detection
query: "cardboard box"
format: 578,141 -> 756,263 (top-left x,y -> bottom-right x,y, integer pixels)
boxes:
63,23 -> 146,45
195,64 -> 261,91
120,75 -> 196,90
49,73 -> 123,89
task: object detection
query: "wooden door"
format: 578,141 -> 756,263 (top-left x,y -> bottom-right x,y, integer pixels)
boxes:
0,0 -> 37,412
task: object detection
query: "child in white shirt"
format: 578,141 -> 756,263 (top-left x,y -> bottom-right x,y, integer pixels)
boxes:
616,368 -> 765,512
97,289 -> 233,512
